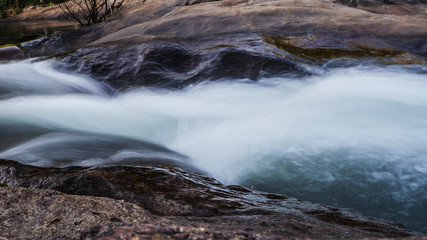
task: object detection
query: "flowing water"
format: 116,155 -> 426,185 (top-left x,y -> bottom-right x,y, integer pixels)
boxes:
0,59 -> 426,233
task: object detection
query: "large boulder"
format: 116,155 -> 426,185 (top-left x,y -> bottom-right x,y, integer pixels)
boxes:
0,46 -> 25,62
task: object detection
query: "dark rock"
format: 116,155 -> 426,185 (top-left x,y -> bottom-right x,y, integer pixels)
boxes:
60,45 -> 144,89
191,47 -> 306,81
0,46 -> 25,62
132,43 -> 204,87
58,33 -> 426,90
387,38 -> 427,59
21,36 -> 66,58
60,41 -> 307,89
0,159 -> 421,239
0,159 -> 260,216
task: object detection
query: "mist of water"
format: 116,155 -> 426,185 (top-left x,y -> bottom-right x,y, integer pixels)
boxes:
0,61 -> 426,232
0,60 -> 111,97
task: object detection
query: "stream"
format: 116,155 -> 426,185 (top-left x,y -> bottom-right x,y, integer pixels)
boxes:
0,22 -> 426,233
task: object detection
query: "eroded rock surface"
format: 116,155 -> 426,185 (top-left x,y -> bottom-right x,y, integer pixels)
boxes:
59,40 -> 308,89
55,33 -> 425,89
0,159 -> 421,239
0,187 -> 154,240
81,223 -> 282,240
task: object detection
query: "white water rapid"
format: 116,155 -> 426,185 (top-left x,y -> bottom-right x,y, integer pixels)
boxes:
0,60 -> 426,232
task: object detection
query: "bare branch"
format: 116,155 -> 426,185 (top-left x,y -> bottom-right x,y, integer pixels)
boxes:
58,0 -> 125,25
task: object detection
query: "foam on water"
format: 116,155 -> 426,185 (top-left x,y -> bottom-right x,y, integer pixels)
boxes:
0,61 -> 426,232
0,60 -> 111,97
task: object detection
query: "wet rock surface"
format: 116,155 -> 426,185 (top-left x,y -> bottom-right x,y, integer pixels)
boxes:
0,159 -> 288,216
59,40 -> 308,89
0,46 -> 25,62
0,159 -> 421,239
55,33 -> 426,89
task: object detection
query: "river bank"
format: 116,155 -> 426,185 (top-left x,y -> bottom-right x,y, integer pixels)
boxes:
0,159 -> 421,239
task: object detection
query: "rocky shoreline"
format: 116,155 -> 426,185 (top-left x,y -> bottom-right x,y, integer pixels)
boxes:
1,0 -> 427,239
0,159 -> 422,239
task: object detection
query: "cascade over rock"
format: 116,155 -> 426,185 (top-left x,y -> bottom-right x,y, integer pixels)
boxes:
1,0 -> 427,238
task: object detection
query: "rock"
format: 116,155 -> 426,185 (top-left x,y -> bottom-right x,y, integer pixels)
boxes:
0,187 -> 155,240
0,159 -> 265,216
336,0 -> 427,7
192,47 -> 307,81
4,0 -> 427,52
3,0 -> 426,83
81,223 -> 279,240
7,0 -> 426,58
80,0 -> 427,47
21,36 -> 65,58
0,1 -> 426,239
262,35 -> 424,64
0,159 -> 421,239
0,46 -> 25,62
180,0 -> 221,5
58,33 -> 426,89
11,0 -> 421,87
59,40 -> 308,89
335,0 -> 427,14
